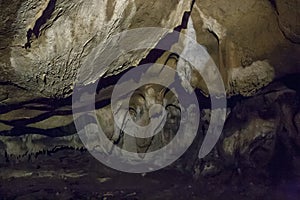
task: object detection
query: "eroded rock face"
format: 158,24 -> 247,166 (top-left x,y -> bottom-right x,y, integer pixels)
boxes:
189,0 -> 300,96
0,0 -> 300,186
192,84 -> 300,178
276,0 -> 300,43
2,0 -> 299,100
1,0 -> 192,98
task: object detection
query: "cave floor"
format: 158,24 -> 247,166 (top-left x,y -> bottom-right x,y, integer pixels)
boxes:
0,149 -> 299,200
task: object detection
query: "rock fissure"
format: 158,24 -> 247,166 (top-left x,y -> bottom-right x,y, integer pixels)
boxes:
24,0 -> 56,49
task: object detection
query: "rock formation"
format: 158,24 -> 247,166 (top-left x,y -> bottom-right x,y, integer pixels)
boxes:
0,0 -> 300,198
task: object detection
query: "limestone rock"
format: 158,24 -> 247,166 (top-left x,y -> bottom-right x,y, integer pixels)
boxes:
1,0 -> 192,98
0,0 -> 300,187
276,0 -> 300,43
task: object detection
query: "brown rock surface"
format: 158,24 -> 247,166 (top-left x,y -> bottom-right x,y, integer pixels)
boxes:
0,0 -> 300,198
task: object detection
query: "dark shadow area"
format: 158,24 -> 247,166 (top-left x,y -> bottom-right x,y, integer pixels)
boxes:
24,0 -> 56,48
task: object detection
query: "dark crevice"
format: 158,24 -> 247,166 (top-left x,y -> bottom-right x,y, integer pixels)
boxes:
101,0 -> 195,79
97,0 -> 196,101
0,81 -> 28,91
1,71 -> 299,137
269,0 -> 279,14
275,73 -> 300,93
0,96 -> 71,115
96,0 -> 198,104
0,111 -> 64,127
0,123 -> 76,137
0,114 -> 96,137
24,0 -> 56,49
1,74 -> 297,137
269,137 -> 293,183
137,0 -> 195,66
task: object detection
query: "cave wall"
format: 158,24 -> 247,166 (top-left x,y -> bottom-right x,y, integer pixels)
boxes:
0,0 -> 300,182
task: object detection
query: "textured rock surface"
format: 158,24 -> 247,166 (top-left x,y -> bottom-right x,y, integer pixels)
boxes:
0,0 -> 300,198
276,0 -> 300,43
190,0 -> 300,95
1,0 -> 299,99
1,0 -> 192,98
